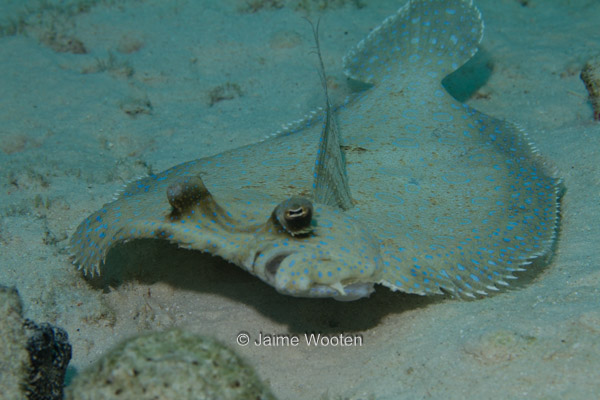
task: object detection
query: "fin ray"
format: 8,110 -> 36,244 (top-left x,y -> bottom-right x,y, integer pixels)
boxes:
310,21 -> 353,210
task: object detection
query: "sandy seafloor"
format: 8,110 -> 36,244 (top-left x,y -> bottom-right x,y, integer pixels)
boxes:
1,0 -> 600,398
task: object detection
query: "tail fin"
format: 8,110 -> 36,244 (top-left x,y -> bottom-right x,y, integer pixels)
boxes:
343,0 -> 483,84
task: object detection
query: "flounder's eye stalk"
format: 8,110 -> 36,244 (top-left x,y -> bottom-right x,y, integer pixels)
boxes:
273,196 -> 314,236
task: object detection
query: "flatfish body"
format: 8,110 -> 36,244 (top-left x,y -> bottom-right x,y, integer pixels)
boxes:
70,0 -> 560,300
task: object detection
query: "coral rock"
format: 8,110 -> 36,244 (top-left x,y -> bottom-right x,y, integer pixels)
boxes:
0,286 -> 72,400
65,329 -> 275,400
581,55 -> 600,120
0,286 -> 29,400
23,320 -> 72,400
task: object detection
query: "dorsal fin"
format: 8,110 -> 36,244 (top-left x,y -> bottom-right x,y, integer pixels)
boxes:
309,20 -> 353,211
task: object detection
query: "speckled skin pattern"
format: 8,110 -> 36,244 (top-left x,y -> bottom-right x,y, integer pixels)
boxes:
71,0 -> 560,300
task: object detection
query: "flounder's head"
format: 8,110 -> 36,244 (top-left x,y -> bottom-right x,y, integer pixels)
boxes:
249,196 -> 382,300
167,176 -> 381,300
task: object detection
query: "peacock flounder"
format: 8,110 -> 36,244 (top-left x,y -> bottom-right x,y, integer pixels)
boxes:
70,0 -> 560,301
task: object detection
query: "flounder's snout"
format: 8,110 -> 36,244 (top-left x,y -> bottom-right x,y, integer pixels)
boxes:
254,243 -> 379,301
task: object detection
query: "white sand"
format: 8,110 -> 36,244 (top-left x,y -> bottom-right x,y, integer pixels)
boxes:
1,0 -> 599,398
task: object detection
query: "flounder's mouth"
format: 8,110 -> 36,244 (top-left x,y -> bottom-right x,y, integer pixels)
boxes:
257,251 -> 375,300
313,282 -> 375,301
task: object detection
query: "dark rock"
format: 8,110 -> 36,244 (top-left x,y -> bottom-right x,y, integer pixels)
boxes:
23,319 -> 72,400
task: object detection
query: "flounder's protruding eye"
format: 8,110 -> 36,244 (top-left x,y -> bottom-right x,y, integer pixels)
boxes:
273,196 -> 314,236
167,176 -> 208,214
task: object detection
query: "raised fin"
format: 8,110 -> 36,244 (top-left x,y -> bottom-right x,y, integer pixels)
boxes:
309,20 -> 353,210
343,0 -> 483,84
